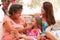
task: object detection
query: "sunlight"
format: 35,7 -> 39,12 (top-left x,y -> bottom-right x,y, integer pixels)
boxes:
22,6 -> 41,14
23,0 -> 32,5
54,11 -> 60,20
22,0 -> 60,20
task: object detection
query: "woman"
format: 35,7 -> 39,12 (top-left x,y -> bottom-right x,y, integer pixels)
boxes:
2,4 -> 26,40
41,2 -> 57,40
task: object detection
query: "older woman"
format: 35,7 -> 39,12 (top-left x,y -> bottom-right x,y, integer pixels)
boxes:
2,4 -> 26,40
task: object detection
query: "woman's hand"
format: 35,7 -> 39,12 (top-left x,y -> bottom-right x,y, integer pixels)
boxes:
46,25 -> 54,31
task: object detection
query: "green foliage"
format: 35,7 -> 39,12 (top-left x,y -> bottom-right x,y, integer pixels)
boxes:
1,0 -> 6,2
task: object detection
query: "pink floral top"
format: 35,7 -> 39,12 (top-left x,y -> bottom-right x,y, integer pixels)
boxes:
27,29 -> 41,39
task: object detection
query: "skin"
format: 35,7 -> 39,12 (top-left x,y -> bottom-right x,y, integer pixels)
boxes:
31,18 -> 41,40
41,8 -> 57,40
9,10 -> 35,40
3,9 -> 25,40
10,10 -> 22,21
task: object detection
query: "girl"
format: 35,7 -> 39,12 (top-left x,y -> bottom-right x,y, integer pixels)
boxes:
27,16 -> 42,40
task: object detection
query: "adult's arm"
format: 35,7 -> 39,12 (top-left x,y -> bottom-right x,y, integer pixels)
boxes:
46,25 -> 54,31
3,21 -> 16,32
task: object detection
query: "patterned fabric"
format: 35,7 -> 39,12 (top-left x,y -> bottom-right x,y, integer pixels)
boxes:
27,29 -> 41,40
2,15 -> 25,40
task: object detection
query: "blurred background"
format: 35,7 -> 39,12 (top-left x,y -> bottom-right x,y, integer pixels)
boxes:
1,0 -> 60,21
0,0 -> 60,32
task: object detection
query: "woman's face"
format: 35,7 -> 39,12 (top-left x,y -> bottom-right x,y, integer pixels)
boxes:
13,10 -> 22,19
41,7 -> 45,15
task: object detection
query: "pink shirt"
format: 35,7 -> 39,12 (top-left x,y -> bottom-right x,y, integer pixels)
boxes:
2,15 -> 25,40
27,29 -> 41,39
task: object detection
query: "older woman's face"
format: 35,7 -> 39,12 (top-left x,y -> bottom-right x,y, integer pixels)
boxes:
13,10 -> 22,18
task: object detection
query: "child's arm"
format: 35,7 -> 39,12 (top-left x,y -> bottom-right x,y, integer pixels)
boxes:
22,25 -> 33,34
37,33 -> 41,40
15,26 -> 24,33
37,29 -> 41,40
24,25 -> 32,30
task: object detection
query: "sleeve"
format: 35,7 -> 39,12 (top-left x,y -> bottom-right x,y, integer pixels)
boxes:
37,29 -> 41,34
2,16 -> 16,32
3,16 -> 10,25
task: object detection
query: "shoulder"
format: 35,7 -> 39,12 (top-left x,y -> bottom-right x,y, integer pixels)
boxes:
37,29 -> 41,33
3,15 -> 11,23
3,15 -> 10,20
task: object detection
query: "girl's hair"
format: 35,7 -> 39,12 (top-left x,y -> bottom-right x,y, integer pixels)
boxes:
35,16 -> 43,31
9,4 -> 23,16
43,2 -> 56,26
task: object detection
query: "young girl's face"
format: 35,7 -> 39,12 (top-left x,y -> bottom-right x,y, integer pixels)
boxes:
31,18 -> 36,26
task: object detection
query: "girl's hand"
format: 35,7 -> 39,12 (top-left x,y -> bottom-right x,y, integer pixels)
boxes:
16,27 -> 24,33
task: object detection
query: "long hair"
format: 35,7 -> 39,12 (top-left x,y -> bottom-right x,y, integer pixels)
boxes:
43,2 -> 56,26
35,16 -> 43,31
